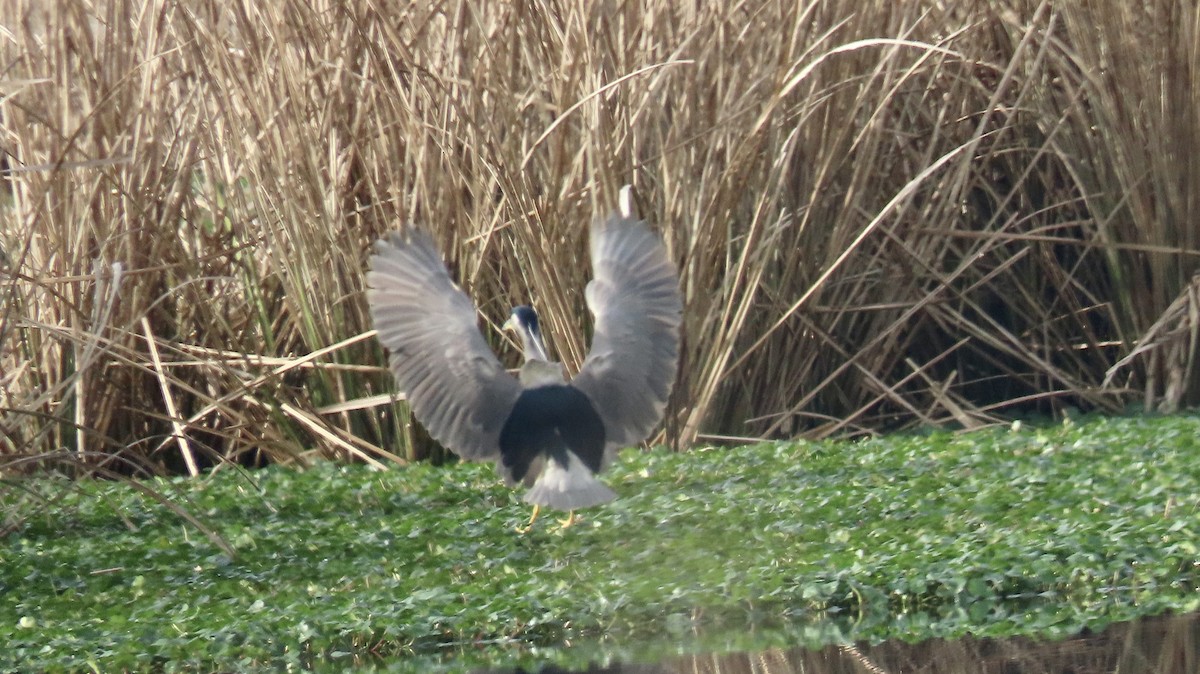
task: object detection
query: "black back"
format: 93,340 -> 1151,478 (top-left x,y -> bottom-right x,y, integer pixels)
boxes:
498,384 -> 606,483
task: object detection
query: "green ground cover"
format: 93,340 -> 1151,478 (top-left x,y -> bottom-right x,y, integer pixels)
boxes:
3,414 -> 1199,672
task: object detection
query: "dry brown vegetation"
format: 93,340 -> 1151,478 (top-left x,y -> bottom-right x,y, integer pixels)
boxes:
2,0 -> 1199,473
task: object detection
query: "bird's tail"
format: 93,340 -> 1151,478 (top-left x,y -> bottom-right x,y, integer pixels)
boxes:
522,453 -> 616,510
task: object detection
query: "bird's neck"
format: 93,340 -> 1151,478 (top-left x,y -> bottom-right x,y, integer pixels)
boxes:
519,359 -> 567,387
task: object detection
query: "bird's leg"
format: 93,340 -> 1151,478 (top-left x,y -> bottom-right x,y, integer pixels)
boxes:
515,504 -> 541,534
557,510 -> 576,528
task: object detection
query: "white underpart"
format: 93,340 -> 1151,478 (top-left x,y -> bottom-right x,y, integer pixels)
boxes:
522,451 -> 616,511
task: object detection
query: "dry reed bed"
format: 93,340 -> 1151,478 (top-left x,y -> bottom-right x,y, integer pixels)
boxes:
1,0 -> 1198,472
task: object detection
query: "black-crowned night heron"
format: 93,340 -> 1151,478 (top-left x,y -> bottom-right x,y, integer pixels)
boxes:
366,192 -> 682,531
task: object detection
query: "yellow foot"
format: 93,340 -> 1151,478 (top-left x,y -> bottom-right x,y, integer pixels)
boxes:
557,511 -> 577,528
515,505 -> 540,534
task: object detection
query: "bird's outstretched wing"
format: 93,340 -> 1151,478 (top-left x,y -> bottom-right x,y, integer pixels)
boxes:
367,229 -> 522,461
571,213 -> 683,452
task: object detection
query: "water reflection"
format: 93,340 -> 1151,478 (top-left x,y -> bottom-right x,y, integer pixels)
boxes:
473,612 -> 1198,674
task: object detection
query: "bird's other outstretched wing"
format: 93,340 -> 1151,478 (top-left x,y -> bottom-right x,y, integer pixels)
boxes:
367,229 -> 522,461
571,212 -> 683,453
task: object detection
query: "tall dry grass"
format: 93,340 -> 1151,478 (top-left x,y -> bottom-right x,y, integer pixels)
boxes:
2,0 -> 1198,472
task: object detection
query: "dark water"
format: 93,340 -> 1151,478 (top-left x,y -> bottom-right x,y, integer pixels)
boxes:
471,612 -> 1199,674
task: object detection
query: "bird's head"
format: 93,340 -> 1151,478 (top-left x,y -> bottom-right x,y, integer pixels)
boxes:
503,305 -> 551,363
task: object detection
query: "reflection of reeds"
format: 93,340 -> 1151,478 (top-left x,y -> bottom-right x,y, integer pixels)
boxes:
488,612 -> 1197,673
3,1 -> 1199,469
852,613 -> 1199,674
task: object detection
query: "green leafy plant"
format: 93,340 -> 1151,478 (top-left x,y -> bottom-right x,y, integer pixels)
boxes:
3,415 -> 1198,671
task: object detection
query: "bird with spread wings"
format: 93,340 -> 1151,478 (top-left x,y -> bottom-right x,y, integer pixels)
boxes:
367,190 -> 682,531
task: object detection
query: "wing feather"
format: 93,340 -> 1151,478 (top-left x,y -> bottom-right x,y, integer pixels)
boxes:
571,213 -> 683,451
366,229 -> 522,461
